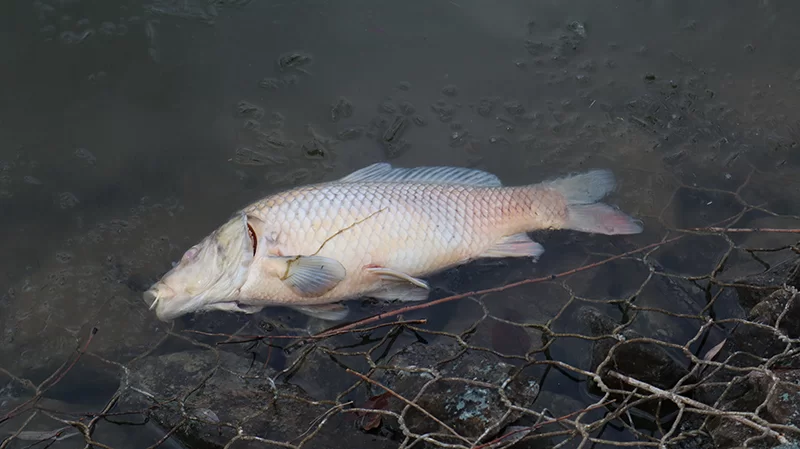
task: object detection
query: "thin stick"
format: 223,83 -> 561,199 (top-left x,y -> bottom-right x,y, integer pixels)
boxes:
314,236 -> 682,339
310,319 -> 427,339
472,400 -> 614,449
146,418 -> 187,449
607,370 -> 789,443
183,319 -> 427,344
689,227 -> 800,233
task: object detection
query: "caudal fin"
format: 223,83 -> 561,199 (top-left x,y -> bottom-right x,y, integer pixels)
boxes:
545,169 -> 643,235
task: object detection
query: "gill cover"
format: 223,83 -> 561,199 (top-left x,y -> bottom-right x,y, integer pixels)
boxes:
201,212 -> 259,300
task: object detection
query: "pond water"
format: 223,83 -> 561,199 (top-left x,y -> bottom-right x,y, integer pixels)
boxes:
2,0 -> 800,447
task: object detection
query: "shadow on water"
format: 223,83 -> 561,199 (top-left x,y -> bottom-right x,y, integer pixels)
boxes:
3,0 -> 800,447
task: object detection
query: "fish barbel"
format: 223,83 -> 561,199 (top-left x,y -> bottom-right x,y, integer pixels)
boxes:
143,163 -> 642,321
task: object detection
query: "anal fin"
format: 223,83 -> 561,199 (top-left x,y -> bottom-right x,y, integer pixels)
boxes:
480,233 -> 545,261
289,303 -> 349,321
366,267 -> 430,302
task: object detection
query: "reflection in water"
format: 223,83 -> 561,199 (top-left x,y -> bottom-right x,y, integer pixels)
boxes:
2,0 -> 800,447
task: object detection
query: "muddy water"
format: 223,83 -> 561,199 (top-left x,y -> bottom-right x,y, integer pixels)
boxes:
2,0 -> 800,447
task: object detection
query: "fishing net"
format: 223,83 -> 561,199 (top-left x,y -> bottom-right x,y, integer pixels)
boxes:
3,158 -> 800,449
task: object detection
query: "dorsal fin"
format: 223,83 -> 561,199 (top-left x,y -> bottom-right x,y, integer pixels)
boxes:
336,162 -> 502,187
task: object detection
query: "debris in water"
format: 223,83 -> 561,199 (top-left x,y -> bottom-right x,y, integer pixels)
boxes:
567,21 -> 586,38
232,147 -> 288,166
441,84 -> 459,97
331,97 -> 354,122
235,100 -> 264,119
277,51 -> 313,74
356,392 -> 392,431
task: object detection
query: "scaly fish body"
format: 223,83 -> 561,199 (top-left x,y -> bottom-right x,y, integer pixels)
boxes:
144,163 -> 642,322
238,182 -> 561,305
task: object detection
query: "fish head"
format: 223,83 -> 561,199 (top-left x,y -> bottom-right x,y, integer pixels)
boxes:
143,212 -> 260,321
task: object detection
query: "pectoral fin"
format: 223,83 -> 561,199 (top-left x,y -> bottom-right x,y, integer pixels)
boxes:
289,303 -> 349,321
366,267 -> 430,302
279,255 -> 347,297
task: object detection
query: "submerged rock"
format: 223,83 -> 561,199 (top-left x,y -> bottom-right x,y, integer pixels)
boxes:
725,258 -> 800,367
700,259 -> 800,449
734,257 -> 800,311
121,350 -> 397,449
705,369 -> 800,449
731,286 -> 800,361
375,341 -> 540,443
118,342 -> 542,449
578,306 -> 691,391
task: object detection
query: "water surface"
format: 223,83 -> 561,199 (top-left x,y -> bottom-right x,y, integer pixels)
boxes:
3,0 -> 800,447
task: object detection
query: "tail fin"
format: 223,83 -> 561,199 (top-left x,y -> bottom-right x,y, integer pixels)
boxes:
545,169 -> 643,235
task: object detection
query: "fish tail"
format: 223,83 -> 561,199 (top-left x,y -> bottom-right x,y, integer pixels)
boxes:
544,169 -> 643,235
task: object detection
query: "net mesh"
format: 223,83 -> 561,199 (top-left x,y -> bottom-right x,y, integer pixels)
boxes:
3,165 -> 800,449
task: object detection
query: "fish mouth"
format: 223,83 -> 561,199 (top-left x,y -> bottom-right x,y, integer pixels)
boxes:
142,283 -> 183,322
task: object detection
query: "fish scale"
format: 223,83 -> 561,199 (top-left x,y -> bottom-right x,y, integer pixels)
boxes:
237,182 -> 559,306
143,163 -> 643,322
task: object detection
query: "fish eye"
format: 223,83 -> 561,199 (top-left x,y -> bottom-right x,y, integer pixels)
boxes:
247,223 -> 257,256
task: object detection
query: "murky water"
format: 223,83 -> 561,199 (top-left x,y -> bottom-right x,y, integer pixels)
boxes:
3,0 -> 800,447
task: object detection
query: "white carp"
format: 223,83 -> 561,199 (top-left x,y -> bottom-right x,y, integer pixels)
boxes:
143,163 -> 642,321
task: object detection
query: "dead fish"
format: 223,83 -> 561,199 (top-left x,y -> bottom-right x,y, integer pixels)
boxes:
143,163 -> 642,321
